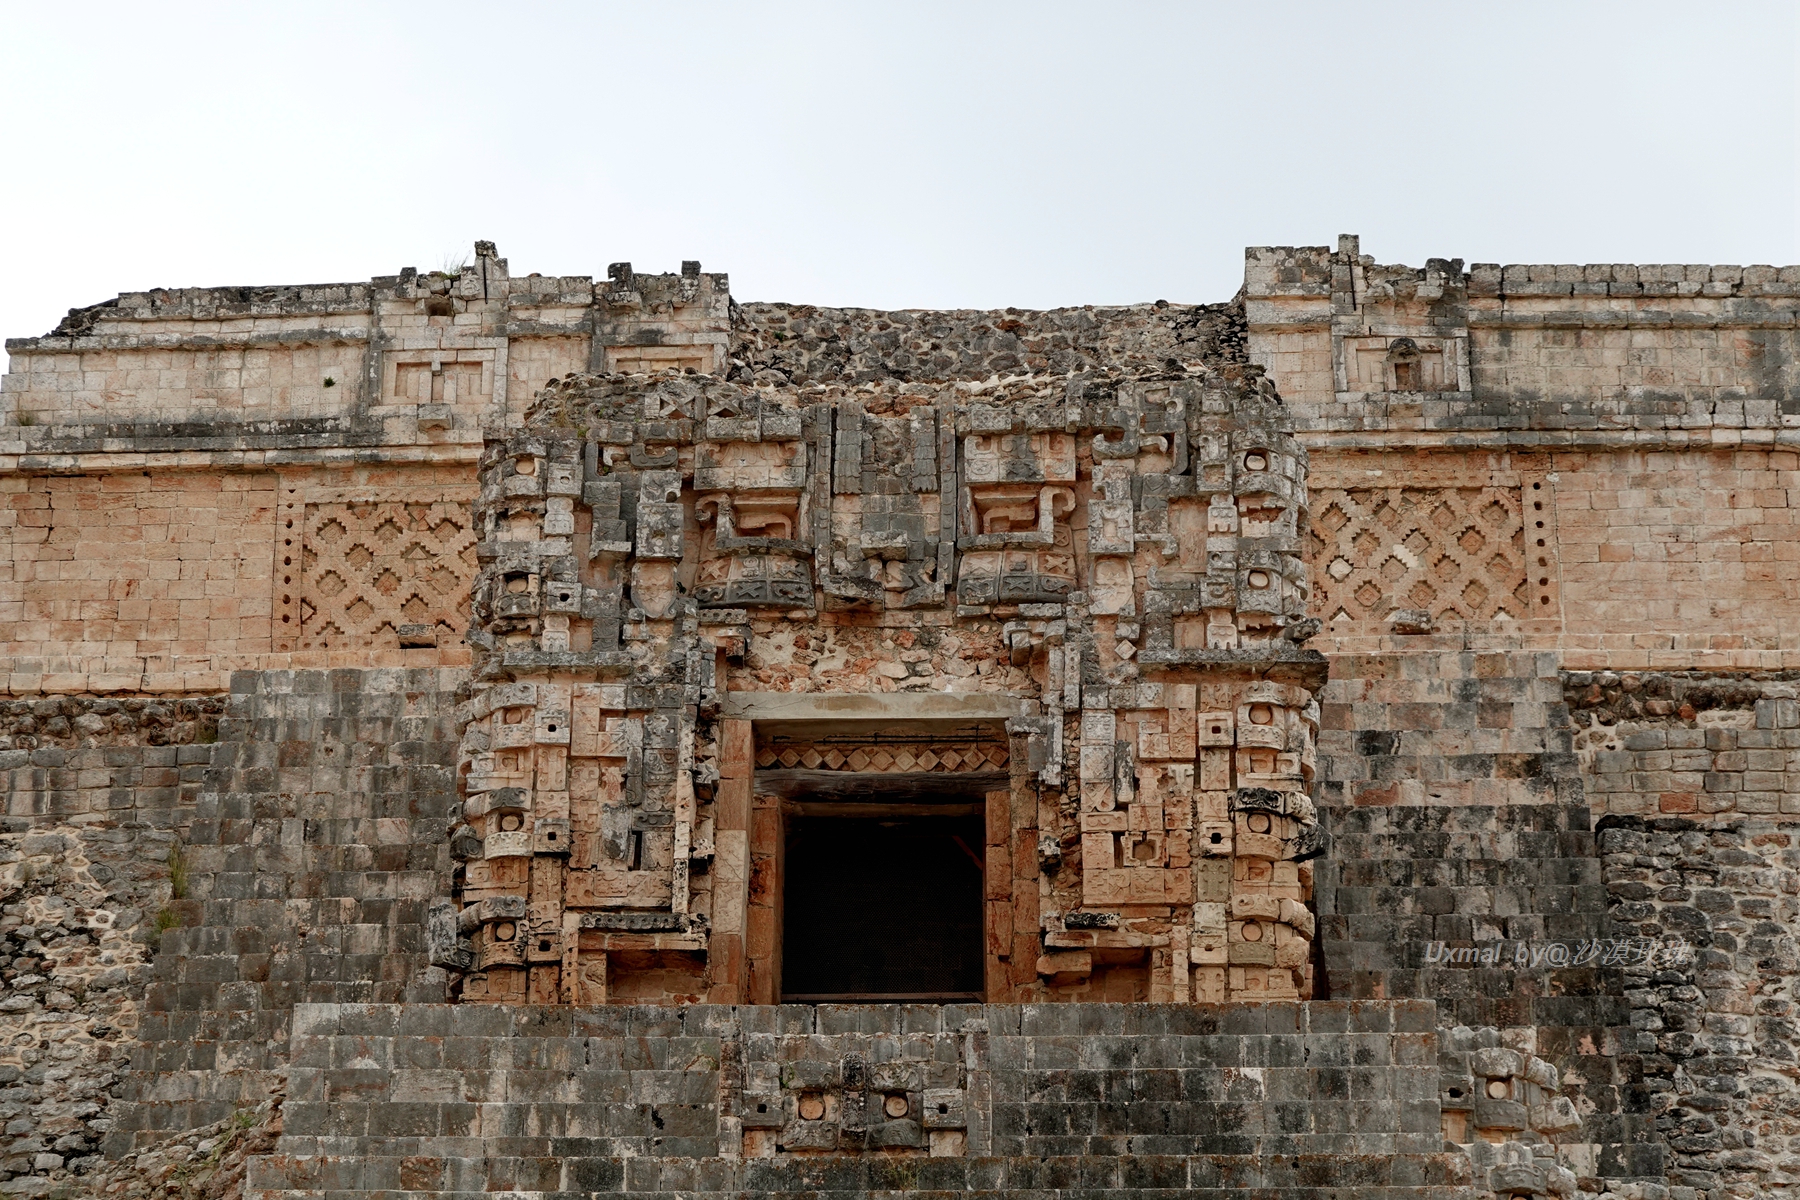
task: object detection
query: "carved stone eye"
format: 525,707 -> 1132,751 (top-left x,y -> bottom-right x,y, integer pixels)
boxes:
1241,921 -> 1264,943
493,922 -> 516,941
1244,451 -> 1268,471
1247,570 -> 1271,589
1249,704 -> 1274,725
1247,812 -> 1272,835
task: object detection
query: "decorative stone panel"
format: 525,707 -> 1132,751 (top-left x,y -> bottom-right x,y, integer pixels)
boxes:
296,499 -> 476,651
753,739 -> 1010,773
1309,485 -> 1527,628
435,367 -> 1328,1010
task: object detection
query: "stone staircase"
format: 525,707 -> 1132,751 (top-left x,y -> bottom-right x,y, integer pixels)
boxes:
243,1000 -> 1478,1200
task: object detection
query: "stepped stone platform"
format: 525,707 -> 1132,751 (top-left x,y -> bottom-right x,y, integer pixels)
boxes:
244,1000 -> 1473,1200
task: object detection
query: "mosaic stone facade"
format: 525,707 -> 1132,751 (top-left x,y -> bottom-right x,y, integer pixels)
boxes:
431,367 -> 1328,1013
2,239 -> 1799,1199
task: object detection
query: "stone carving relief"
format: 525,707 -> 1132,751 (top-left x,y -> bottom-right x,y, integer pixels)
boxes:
753,738 -> 1009,773
1441,1026 -> 1583,1200
694,394 -> 814,610
387,352 -> 492,406
1339,334 -> 1463,394
432,367 -> 1328,1014
823,401 -> 953,610
298,499 -> 475,650
740,1043 -> 970,1158
957,429 -> 1079,608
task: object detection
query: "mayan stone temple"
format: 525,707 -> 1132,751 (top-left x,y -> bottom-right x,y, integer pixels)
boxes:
0,239 -> 1795,1199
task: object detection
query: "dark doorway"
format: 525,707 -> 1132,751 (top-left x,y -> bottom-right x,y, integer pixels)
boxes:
781,814 -> 985,1002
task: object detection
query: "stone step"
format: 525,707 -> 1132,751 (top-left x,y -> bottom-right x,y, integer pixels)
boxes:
244,1151 -> 1478,1200
177,1001 -> 1460,1192
251,1194 -> 1474,1200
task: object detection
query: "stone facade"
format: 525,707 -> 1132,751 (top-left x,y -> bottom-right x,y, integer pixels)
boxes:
1,238 -> 1798,1198
434,367 -> 1325,1014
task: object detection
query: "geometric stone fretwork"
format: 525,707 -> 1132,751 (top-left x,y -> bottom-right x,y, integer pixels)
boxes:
753,740 -> 1010,772
1308,486 -> 1526,628
299,500 -> 477,650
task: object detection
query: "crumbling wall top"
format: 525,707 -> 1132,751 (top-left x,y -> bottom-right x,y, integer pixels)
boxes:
1246,234 -> 1800,301
727,298 -> 1247,386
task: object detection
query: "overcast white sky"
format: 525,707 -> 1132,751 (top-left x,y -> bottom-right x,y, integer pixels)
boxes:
3,2 -> 1796,338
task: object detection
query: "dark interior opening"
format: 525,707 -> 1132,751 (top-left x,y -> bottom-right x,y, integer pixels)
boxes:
781,813 -> 985,1002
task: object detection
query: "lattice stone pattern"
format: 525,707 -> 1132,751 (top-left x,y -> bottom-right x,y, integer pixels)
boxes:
1309,487 -> 1527,627
299,501 -> 477,649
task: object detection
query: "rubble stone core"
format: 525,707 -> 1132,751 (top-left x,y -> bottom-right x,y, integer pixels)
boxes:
3,239 -> 1800,1199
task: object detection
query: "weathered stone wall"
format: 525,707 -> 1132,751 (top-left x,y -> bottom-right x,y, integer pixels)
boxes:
0,472 -> 280,691
1247,238 -> 1800,676
0,823 -> 165,1190
1597,816 -> 1800,1199
1245,239 -> 1800,418
112,667 -> 460,1156
0,669 -> 461,1196
1569,670 -> 1800,818
1310,648 -> 1662,1191
0,464 -> 476,693
0,694 -> 223,752
1564,672 -> 1800,1199
0,698 -> 224,1195
1545,450 -> 1798,659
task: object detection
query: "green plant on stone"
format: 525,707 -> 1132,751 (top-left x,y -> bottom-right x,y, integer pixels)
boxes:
167,844 -> 189,900
882,1159 -> 920,1191
154,908 -> 181,934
